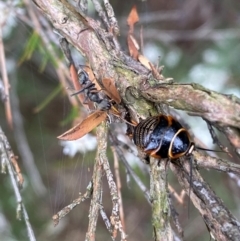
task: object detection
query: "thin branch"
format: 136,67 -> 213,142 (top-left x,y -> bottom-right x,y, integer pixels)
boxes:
140,83 -> 240,130
171,159 -> 240,241
0,126 -> 36,241
112,146 -> 126,232
149,159 -> 173,241
99,188 -> 113,237
85,123 -> 105,241
193,150 -> 240,175
103,0 -> 119,36
52,181 -> 93,226
99,123 -> 127,241
0,28 -> 13,128
109,131 -> 151,203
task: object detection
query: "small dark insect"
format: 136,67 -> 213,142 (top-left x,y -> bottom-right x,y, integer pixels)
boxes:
72,68 -> 111,111
132,115 -> 195,160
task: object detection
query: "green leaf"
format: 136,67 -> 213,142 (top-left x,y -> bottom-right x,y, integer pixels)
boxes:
34,84 -> 63,113
60,106 -> 79,126
18,31 -> 40,65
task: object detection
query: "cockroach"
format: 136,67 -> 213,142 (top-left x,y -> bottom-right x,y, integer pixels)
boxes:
132,115 -> 195,160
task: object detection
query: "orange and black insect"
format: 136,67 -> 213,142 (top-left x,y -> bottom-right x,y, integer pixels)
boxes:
132,115 -> 195,160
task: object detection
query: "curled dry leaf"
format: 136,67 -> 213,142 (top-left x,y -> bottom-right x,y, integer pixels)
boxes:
57,111 -> 107,141
127,34 -> 139,59
127,5 -> 139,34
102,78 -> 121,104
84,66 -> 101,91
138,54 -> 151,70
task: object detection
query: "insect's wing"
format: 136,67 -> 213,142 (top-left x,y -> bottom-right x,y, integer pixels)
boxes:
102,78 -> 121,104
57,111 -> 107,141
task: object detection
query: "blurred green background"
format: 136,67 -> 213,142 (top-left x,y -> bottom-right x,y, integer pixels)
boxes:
1,0 -> 240,240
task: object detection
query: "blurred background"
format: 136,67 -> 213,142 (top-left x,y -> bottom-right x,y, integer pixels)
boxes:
1,0 -> 240,240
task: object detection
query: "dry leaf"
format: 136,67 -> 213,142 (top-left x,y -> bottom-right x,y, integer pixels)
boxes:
102,78 -> 121,104
138,54 -> 151,70
127,34 -> 139,59
84,66 -> 101,91
69,64 -> 94,109
127,5 -> 139,34
58,111 -> 107,140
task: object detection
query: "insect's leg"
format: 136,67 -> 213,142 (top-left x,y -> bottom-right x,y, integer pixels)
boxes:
71,83 -> 95,96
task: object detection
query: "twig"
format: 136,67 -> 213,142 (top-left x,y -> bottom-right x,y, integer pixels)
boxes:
92,0 -> 120,50
193,150 -> 240,175
111,146 -> 126,231
85,122 -> 105,241
221,126 -> 240,156
149,159 -> 173,241
171,158 -> 240,240
52,181 -> 93,226
109,131 -> 150,203
91,0 -> 110,32
168,192 -> 183,239
103,0 -> 119,36
78,0 -> 88,13
140,83 -> 240,129
0,126 -> 36,241
99,123 -> 127,241
0,27 -> 13,128
99,188 -> 113,236
168,185 -> 186,205
205,120 -> 232,156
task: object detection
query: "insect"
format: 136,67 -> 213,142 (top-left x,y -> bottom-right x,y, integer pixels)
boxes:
132,115 -> 195,160
71,68 -> 112,111
58,68 -> 121,141
58,38 -> 121,141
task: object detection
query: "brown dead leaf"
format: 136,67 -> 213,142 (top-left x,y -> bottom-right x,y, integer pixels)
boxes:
127,5 -> 139,34
84,66 -> 101,91
127,34 -> 139,59
102,78 -> 121,104
69,64 -> 94,109
58,111 -> 107,140
138,54 -> 151,70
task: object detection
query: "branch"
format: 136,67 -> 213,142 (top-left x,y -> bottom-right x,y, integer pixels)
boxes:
149,159 -> 173,241
171,159 -> 240,241
0,126 -> 36,241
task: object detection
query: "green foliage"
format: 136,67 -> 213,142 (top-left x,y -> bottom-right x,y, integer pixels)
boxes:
34,84 -> 63,113
18,31 -> 58,71
60,105 -> 79,126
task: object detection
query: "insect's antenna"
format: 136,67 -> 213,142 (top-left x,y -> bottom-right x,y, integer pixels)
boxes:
110,111 -> 137,126
195,146 -> 227,153
188,155 -> 193,218
78,64 -> 91,71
